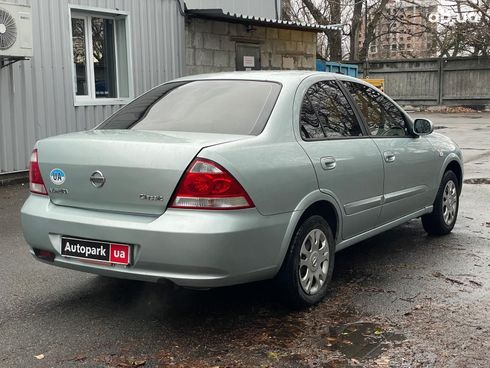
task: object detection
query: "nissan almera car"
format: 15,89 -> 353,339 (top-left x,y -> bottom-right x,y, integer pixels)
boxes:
21,71 -> 463,307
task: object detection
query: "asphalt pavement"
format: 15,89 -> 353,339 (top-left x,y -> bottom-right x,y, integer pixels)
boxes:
0,112 -> 489,368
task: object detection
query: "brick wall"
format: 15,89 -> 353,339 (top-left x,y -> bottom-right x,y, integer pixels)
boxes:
185,18 -> 317,75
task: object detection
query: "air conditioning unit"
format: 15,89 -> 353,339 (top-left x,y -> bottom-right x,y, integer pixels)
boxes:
0,2 -> 32,58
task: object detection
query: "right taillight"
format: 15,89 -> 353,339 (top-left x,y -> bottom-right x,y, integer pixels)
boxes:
29,149 -> 47,196
170,158 -> 254,210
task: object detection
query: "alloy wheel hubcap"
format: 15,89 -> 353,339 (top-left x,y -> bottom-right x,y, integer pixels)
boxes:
299,229 -> 329,295
442,180 -> 457,226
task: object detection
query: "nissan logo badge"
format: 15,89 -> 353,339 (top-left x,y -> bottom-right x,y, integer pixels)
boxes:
90,170 -> 106,188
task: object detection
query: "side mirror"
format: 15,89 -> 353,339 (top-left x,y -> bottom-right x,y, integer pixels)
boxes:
413,118 -> 434,136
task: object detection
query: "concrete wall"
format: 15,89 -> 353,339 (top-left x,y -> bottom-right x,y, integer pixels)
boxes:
0,0 -> 185,174
185,19 -> 317,75
356,57 -> 490,107
184,0 -> 281,19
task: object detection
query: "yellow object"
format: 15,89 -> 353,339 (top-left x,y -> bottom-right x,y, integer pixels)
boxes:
362,78 -> 385,92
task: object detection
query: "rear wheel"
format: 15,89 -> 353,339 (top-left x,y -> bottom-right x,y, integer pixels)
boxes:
422,170 -> 459,235
277,215 -> 335,308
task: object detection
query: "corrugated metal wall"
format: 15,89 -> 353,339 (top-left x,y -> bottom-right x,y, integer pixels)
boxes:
0,0 -> 185,174
184,0 -> 280,19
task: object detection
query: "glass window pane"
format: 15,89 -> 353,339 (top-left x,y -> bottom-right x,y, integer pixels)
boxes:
344,82 -> 409,137
311,81 -> 363,137
92,17 -> 117,98
300,90 -> 325,140
72,18 -> 88,96
115,19 -> 129,98
99,81 -> 281,135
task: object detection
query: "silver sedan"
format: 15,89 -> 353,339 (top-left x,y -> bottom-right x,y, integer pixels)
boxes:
21,71 -> 463,307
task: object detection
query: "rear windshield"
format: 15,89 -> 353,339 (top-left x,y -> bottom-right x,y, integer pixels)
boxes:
98,80 -> 281,135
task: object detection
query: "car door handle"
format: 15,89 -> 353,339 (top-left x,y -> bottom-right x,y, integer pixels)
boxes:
320,156 -> 336,170
384,151 -> 396,163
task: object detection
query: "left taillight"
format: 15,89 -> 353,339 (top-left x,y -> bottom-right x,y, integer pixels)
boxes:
29,149 -> 47,195
34,248 -> 55,262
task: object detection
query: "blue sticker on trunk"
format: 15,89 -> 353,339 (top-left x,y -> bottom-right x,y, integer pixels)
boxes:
50,168 -> 65,185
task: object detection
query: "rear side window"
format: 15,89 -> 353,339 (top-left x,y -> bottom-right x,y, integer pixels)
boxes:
343,81 -> 409,137
300,80 -> 363,140
98,80 -> 281,135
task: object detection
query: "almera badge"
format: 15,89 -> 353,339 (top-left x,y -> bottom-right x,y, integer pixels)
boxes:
49,168 -> 65,185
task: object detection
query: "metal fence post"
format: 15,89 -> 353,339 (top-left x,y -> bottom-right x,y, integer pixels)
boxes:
437,58 -> 443,105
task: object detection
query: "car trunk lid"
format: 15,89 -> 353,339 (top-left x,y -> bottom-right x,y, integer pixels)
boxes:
37,130 -> 247,215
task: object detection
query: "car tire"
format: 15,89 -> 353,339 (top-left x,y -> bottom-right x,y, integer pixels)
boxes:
422,170 -> 460,236
277,215 -> 335,308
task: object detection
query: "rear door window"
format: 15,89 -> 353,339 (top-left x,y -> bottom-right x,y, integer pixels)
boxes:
300,80 -> 363,140
98,80 -> 281,135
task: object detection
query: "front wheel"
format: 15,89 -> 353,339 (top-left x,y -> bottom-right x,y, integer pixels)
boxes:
277,215 -> 335,308
422,170 -> 460,235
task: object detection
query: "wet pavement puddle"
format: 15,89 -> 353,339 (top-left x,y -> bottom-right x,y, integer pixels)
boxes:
464,178 -> 490,184
323,322 -> 405,360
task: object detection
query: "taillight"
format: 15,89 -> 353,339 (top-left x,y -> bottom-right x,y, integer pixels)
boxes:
29,149 -> 48,195
170,158 -> 254,210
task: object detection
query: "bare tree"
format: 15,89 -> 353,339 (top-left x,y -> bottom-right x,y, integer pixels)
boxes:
349,0 -> 363,61
283,0 -> 392,61
358,0 -> 391,61
299,0 -> 343,60
283,0 -> 490,60
449,0 -> 490,56
391,0 -> 489,57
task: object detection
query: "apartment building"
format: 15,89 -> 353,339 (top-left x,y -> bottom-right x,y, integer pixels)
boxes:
359,0 -> 438,60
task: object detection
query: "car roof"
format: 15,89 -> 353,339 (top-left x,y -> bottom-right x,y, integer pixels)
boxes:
173,70 -> 359,85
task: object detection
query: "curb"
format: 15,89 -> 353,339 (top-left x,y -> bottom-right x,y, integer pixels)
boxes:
0,171 -> 29,186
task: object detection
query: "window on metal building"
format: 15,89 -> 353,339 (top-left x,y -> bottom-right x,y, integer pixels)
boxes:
70,7 -> 132,105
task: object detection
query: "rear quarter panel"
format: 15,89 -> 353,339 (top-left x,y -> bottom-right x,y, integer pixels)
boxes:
201,137 -> 317,216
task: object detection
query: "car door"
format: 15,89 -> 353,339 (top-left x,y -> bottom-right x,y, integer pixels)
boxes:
295,78 -> 384,240
342,81 -> 438,225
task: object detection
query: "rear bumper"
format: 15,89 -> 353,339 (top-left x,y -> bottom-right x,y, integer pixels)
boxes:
20,195 -> 291,287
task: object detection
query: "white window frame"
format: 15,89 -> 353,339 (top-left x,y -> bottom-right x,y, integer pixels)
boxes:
68,5 -> 134,106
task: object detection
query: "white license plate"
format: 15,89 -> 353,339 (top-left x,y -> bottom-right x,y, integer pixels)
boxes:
61,237 -> 130,265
